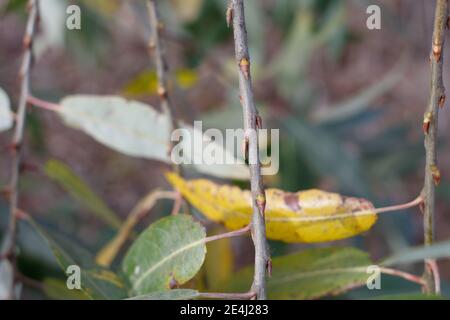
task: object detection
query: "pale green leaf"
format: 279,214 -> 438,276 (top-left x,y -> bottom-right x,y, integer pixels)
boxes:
0,87 -> 13,132
59,95 -> 171,163
127,289 -> 199,300
226,247 -> 372,299
45,159 -> 122,229
57,95 -> 249,180
122,214 -> 206,295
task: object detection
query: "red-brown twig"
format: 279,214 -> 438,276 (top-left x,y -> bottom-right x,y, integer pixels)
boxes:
229,0 -> 270,300
421,0 -> 447,294
1,0 -> 40,300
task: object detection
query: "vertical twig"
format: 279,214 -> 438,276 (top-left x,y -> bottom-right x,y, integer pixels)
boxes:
421,0 -> 448,294
1,0 -> 39,299
146,0 -> 178,157
229,0 -> 270,300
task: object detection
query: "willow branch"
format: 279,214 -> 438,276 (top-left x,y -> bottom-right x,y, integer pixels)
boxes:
230,0 -> 270,300
146,0 -> 178,158
421,0 -> 448,294
1,0 -> 39,300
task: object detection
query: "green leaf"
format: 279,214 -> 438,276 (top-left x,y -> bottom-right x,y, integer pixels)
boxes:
45,159 -> 122,229
59,95 -> 171,163
122,214 -> 206,295
42,278 -> 90,300
372,293 -> 445,300
127,289 -> 199,300
57,95 -> 249,180
381,240 -> 450,267
26,218 -> 127,300
0,87 -> 13,132
226,247 -> 372,300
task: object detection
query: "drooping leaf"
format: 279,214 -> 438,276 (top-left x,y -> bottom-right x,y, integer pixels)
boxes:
0,87 -> 13,132
122,214 -> 206,295
227,247 -> 372,299
381,240 -> 450,267
45,159 -> 122,229
127,289 -> 199,300
56,95 -> 248,180
166,172 -> 377,243
26,218 -> 127,300
42,278 -> 90,300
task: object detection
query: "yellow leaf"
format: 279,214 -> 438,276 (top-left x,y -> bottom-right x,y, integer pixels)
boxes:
165,172 -> 378,243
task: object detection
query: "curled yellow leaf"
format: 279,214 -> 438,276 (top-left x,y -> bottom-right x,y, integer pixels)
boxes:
165,172 -> 377,243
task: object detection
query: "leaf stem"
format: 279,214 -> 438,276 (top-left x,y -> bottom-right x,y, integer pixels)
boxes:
379,267 -> 426,286
422,0 -> 448,294
230,0 -> 270,300
1,0 -> 40,300
27,95 -> 61,111
146,0 -> 178,158
204,224 -> 251,243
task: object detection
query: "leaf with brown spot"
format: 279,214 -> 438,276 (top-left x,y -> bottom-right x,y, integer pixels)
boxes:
166,172 -> 377,243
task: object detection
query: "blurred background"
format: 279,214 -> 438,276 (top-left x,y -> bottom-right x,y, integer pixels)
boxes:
0,0 -> 449,299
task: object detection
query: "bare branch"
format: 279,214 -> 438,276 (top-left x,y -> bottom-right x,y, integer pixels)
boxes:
146,0 -> 178,157
230,0 -> 270,300
421,0 -> 448,294
1,0 -> 40,300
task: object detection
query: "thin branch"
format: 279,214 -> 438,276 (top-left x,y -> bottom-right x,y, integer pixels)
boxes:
1,0 -> 40,300
96,190 -> 178,267
204,224 -> 251,243
198,291 -> 256,300
230,0 -> 270,300
146,0 -> 178,157
421,0 -> 447,294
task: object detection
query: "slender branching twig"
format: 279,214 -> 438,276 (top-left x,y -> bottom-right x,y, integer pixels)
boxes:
229,0 -> 270,300
1,0 -> 39,300
421,0 -> 448,294
146,0 -> 178,158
